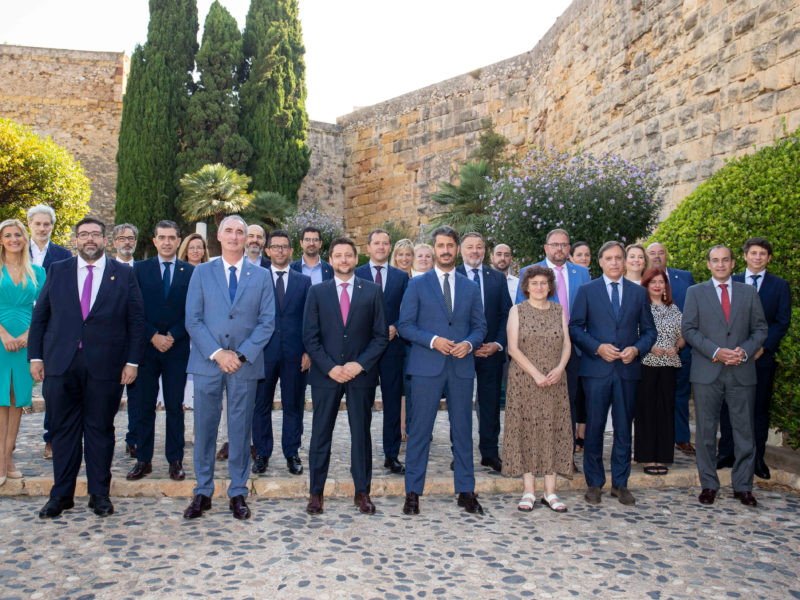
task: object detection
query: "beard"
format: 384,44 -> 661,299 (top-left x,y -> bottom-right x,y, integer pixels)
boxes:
78,244 -> 105,261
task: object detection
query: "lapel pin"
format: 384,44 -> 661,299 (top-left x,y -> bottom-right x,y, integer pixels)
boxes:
572,269 -> 576,274
110,276 -> 115,280
180,267 -> 184,271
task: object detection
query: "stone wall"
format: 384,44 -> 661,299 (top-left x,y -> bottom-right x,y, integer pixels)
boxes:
0,45 -> 128,227
336,0 -> 800,246
297,120 -> 345,217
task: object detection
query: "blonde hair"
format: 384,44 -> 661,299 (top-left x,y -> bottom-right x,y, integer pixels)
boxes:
389,238 -> 415,275
624,243 -> 649,277
0,219 -> 37,289
178,233 -> 209,264
413,243 -> 434,272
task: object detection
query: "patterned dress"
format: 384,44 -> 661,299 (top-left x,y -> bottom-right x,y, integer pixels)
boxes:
502,301 -> 573,478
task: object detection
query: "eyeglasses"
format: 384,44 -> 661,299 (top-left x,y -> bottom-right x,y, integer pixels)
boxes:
269,244 -> 290,251
115,235 -> 136,242
77,231 -> 104,240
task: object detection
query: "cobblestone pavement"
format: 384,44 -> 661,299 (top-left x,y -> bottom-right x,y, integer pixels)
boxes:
1,487 -> 799,599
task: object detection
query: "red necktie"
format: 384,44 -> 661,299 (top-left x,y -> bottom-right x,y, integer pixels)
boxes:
719,283 -> 730,324
340,282 -> 350,325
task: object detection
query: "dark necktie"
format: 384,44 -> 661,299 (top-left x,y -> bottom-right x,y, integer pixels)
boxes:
375,265 -> 383,288
228,265 -> 237,303
719,283 -> 730,323
472,268 -> 482,297
275,271 -> 286,309
750,274 -> 761,289
443,272 -> 453,317
163,261 -> 172,298
610,281 -> 620,319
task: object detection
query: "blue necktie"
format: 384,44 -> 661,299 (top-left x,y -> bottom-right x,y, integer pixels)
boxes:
228,265 -> 238,303
162,261 -> 172,298
750,274 -> 761,289
275,271 -> 286,309
610,281 -> 620,319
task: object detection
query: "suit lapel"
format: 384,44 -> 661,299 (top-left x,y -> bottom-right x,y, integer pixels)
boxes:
326,279 -> 345,329
566,262 -> 580,309
167,259 -> 190,301
617,279 -> 636,323
704,281 -> 728,328
727,281 -> 744,328
426,270 -> 450,317
281,269 -> 301,311
233,262 -> 255,306
213,259 -> 233,307
88,259 -> 115,318
595,278 -> 616,321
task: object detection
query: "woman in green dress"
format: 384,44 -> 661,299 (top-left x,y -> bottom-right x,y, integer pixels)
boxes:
0,219 -> 46,485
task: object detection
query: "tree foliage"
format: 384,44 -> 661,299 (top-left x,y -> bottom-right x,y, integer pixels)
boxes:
242,190 -> 293,232
179,163 -> 253,226
430,161 -> 492,235
239,0 -> 310,201
281,204 -> 344,258
0,119 -> 90,245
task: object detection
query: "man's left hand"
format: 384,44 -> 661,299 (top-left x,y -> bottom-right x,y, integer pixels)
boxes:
619,346 -> 639,364
450,341 -> 472,359
121,365 -> 138,385
474,343 -> 500,358
388,325 -> 398,341
301,353 -> 311,372
342,361 -> 363,378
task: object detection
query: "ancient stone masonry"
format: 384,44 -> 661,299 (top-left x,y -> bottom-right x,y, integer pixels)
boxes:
0,45 -> 128,228
297,120 -> 345,218
332,0 -> 800,247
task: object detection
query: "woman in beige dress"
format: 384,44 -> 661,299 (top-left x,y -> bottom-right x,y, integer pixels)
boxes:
502,265 -> 572,513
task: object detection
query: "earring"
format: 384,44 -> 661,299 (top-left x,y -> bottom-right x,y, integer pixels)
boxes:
662,292 -> 666,300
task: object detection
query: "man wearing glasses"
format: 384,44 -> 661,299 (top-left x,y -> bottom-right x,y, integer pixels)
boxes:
290,227 -> 333,284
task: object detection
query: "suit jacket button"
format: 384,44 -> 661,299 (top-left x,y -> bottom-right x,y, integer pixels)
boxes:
449,322 -> 452,326
225,334 -> 230,338
229,315 -> 234,319
343,334 -> 348,338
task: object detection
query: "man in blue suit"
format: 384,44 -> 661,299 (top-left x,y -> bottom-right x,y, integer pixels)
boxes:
126,221 -> 193,482
569,241 -> 656,506
251,230 -> 311,476
27,204 -> 74,460
718,237 -> 791,479
399,226 -> 487,516
289,226 -> 333,285
355,228 -> 409,475
303,237 -> 388,515
457,232 -> 512,472
647,242 -> 696,454
518,229 -> 591,445
30,217 -> 146,518
182,215 -> 275,521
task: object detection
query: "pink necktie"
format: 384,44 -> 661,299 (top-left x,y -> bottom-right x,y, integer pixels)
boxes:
340,282 -> 350,325
81,265 -> 94,320
555,265 -> 569,321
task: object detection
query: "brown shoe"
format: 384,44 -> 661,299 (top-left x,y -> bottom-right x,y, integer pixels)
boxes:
183,494 -> 211,519
216,442 -> 229,460
126,462 -> 152,480
733,490 -> 758,507
457,492 -> 484,514
43,442 -> 53,460
585,486 -> 602,505
610,486 -> 636,505
229,495 -> 251,520
698,488 -> 717,505
354,493 -> 376,514
126,444 -> 137,458
402,492 -> 420,515
306,494 -> 324,515
675,442 -> 695,454
169,461 -> 185,481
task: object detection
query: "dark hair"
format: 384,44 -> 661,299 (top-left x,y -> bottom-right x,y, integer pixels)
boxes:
570,241 -> 590,255
598,240 -> 625,259
367,228 -> 390,245
706,244 -> 733,261
520,265 -> 556,299
329,236 -> 358,257
301,226 -> 322,239
75,217 -> 106,236
268,229 -> 291,245
641,267 -> 673,306
430,225 -> 459,246
154,220 -> 180,236
742,236 -> 773,256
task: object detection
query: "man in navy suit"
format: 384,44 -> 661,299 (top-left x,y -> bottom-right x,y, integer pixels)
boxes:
126,221 -> 193,482
303,237 -> 388,515
647,242 -> 696,454
354,228 -> 409,475
519,229 -> 591,445
182,215 -> 275,521
245,224 -> 272,270
30,217 -> 146,518
27,204 -> 73,460
457,232 -> 512,472
718,237 -> 791,479
290,226 -> 333,285
251,230 -> 311,476
569,241 -> 656,506
399,226 -> 487,516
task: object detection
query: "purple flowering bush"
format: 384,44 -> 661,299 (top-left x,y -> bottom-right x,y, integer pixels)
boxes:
282,204 -> 345,258
484,148 -> 664,269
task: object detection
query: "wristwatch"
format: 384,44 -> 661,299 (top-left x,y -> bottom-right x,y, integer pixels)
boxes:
236,352 -> 247,363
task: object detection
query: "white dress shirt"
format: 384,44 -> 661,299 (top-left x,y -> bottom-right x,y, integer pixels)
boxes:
602,273 -> 624,304
30,241 -> 48,267
368,260 -> 387,291
270,265 -> 290,294
712,277 -> 733,304
744,269 -> 765,292
505,273 -> 519,303
116,256 -> 135,267
546,258 -> 569,298
78,254 -> 106,309
334,275 -> 356,303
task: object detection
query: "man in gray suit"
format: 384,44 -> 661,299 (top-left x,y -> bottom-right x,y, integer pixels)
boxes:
182,215 -> 275,520
682,245 -> 767,507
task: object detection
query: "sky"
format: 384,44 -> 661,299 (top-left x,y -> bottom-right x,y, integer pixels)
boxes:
2,0 -> 573,123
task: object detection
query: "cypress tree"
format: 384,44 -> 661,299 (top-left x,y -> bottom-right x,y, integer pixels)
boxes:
116,0 -> 198,255
239,0 -> 310,201
177,0 -> 251,178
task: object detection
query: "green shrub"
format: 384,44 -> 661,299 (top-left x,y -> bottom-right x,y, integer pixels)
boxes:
650,126 -> 800,445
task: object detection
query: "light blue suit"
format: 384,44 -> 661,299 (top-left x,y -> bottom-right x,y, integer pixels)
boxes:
185,257 -> 275,498
516,260 -> 591,307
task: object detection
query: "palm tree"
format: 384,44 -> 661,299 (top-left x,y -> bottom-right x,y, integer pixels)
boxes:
241,190 -> 293,231
429,160 -> 492,235
179,163 -> 253,227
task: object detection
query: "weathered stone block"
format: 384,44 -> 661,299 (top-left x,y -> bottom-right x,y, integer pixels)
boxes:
778,28 -> 800,59
713,128 -> 736,154
776,85 -> 800,113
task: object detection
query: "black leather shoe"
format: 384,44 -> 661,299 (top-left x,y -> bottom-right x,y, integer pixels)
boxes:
733,490 -> 758,507
716,455 -> 735,469
287,455 -> 303,475
229,495 -> 251,520
38,496 -> 74,519
698,488 -> 717,505
126,461 -> 152,480
384,457 -> 405,474
183,494 -> 212,519
449,460 -> 454,471
480,456 -> 503,472
457,492 -> 484,514
402,492 -> 420,515
169,461 -> 185,481
88,494 -> 114,517
252,455 -> 269,474
754,458 -> 771,480
306,494 -> 324,515
125,444 -> 137,458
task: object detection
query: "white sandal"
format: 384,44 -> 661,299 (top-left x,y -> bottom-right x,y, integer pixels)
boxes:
517,493 -> 535,512
542,493 -> 568,512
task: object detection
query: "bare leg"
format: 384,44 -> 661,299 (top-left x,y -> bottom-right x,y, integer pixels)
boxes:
543,473 -> 557,498
0,406 -> 8,477
5,383 -> 22,473
523,472 -> 535,496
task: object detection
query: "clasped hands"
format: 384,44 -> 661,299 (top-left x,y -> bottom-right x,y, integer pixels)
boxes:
597,343 -> 639,364
1,331 -> 27,353
650,345 -> 679,358
432,337 -> 472,358
151,332 -> 175,353
715,347 -> 746,366
328,362 -> 363,383
533,366 -> 564,388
